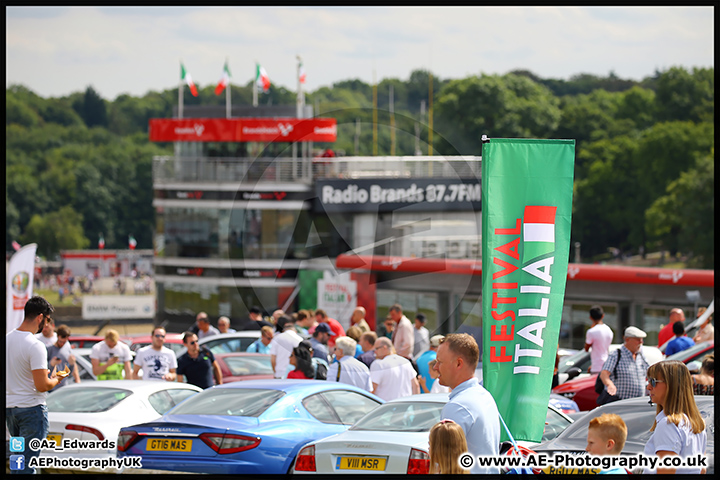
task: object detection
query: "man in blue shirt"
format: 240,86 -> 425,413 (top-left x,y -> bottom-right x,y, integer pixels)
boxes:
665,321 -> 695,356
433,333 -> 500,474
416,334 -> 443,393
246,326 -> 274,354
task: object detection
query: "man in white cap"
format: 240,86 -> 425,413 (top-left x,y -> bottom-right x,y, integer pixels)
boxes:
598,326 -> 650,402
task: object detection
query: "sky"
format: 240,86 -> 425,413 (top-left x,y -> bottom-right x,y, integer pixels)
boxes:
6,6 -> 715,101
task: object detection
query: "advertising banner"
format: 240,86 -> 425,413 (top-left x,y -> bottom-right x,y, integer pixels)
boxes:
82,295 -> 156,320
6,244 -> 37,332
481,138 -> 575,443
316,178 -> 481,213
149,118 -> 337,143
317,271 -> 357,331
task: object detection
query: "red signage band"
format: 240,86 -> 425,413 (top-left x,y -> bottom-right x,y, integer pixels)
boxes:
149,118 -> 337,143
335,254 -> 714,287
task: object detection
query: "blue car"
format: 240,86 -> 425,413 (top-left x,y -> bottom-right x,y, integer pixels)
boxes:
116,379 -> 383,474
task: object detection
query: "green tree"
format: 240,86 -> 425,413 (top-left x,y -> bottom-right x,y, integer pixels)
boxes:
434,73 -> 561,154
645,154 -> 714,268
75,86 -> 108,128
21,206 -> 90,258
655,67 -> 714,123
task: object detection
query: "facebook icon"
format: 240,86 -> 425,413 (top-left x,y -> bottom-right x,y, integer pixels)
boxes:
9,455 -> 25,471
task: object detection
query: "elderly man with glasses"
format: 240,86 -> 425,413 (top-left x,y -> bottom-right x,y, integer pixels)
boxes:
132,326 -> 177,381
369,336 -> 419,401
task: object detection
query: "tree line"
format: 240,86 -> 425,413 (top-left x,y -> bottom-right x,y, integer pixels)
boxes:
5,66 -> 714,267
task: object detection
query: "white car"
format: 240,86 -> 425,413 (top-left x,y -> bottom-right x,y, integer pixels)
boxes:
556,344 -> 663,385
174,331 -> 261,358
292,393 -> 573,474
40,380 -> 201,473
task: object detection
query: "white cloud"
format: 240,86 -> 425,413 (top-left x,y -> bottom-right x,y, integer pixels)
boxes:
5,6 -> 714,100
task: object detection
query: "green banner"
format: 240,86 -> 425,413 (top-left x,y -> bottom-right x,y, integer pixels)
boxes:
481,138 -> 575,443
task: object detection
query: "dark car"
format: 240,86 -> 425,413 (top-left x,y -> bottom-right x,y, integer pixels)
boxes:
534,395 -> 714,474
214,353 -> 275,383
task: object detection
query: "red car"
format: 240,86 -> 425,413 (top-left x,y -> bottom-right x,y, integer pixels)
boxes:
553,343 -> 712,411
67,335 -> 104,349
122,332 -> 186,355
214,353 -> 274,383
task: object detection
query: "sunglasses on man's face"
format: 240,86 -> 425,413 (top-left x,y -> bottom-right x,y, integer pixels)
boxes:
647,377 -> 665,388
154,334 -> 165,338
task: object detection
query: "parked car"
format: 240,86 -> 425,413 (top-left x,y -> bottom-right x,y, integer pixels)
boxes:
666,340 -> 713,365
534,395 -> 714,474
556,345 -> 663,386
116,379 -> 383,474
553,346 -> 671,411
174,331 -> 261,358
64,347 -> 97,381
122,332 -> 186,355
67,335 -> 104,349
40,380 -> 201,473
293,393 -> 573,474
214,353 -> 274,383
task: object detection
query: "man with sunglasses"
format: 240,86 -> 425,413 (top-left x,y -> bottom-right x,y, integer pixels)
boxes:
7,296 -> 66,473
132,326 -> 177,381
176,332 -> 223,389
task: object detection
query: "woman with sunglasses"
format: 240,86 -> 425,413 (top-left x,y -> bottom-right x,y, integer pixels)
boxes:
644,360 -> 707,474
428,419 -> 469,474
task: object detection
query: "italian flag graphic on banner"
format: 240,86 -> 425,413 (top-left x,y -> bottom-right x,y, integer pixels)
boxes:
98,233 -> 105,250
181,63 -> 198,97
256,63 -> 270,92
128,235 -> 137,250
481,138 -> 575,444
215,61 -> 231,95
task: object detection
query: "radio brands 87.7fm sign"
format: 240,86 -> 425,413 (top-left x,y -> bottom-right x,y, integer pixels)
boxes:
481,138 -> 575,444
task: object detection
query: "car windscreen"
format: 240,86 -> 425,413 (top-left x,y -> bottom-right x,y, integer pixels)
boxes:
350,402 -> 444,432
169,388 -> 285,417
223,356 -> 274,376
47,387 -> 133,413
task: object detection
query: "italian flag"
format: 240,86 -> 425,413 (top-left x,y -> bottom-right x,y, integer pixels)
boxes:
129,234 -> 137,250
98,233 -> 105,250
299,62 -> 306,84
522,205 -> 557,262
181,62 -> 199,97
256,63 -> 270,92
215,60 -> 231,95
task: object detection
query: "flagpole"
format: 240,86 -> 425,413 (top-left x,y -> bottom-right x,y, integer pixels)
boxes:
253,61 -> 258,107
372,69 -> 377,156
390,84 -> 395,156
179,60 -> 184,119
226,57 -> 231,118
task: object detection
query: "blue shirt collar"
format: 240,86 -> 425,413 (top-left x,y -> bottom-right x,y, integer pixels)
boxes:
448,376 -> 478,399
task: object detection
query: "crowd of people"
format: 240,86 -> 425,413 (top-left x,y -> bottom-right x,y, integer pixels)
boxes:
6,296 -> 713,474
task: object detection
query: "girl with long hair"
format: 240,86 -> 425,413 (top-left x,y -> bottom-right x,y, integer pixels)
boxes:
644,360 -> 707,474
287,344 -> 315,379
428,419 -> 469,474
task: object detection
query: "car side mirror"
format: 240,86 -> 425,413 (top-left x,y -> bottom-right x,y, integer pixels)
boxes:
566,367 -> 583,380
